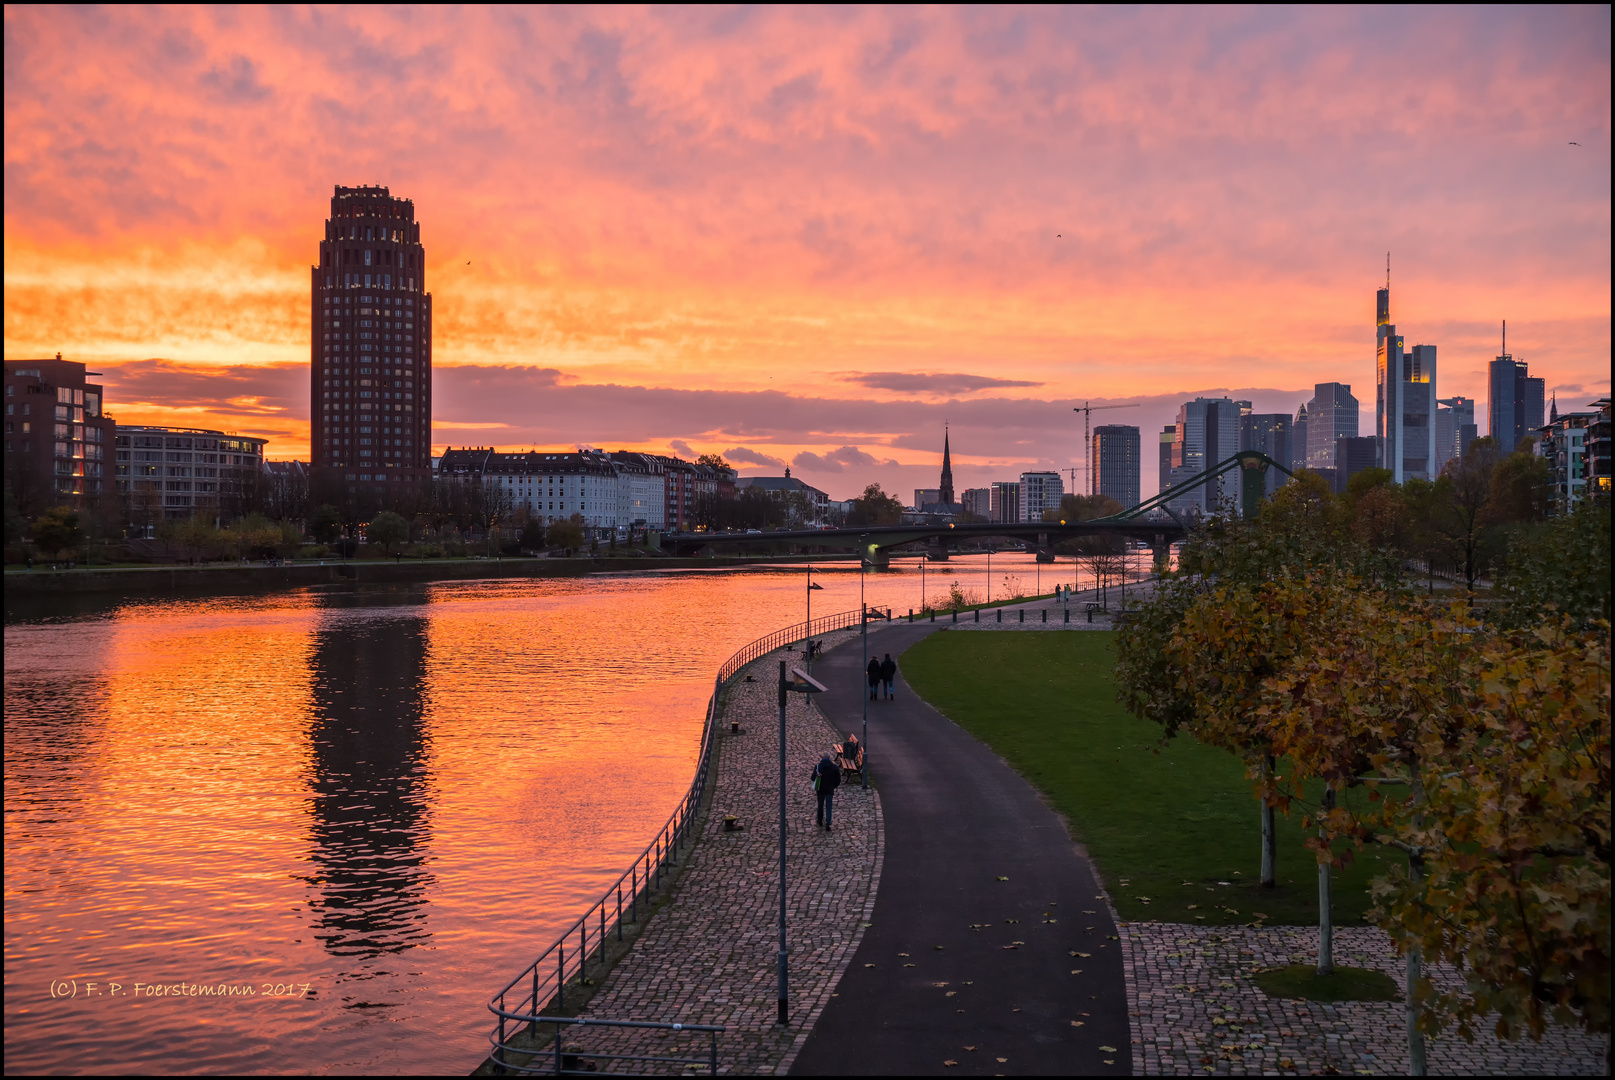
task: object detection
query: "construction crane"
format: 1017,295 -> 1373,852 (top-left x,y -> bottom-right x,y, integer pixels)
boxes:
1073,401 -> 1140,497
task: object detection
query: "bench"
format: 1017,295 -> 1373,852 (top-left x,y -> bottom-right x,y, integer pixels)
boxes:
833,741 -> 865,780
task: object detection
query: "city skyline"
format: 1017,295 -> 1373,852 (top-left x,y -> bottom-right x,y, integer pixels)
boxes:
4,6 -> 1609,502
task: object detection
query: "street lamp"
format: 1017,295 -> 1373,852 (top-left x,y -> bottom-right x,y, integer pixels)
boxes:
986,544 -> 994,605
860,534 -> 871,790
806,567 -> 824,673
777,662 -> 827,1026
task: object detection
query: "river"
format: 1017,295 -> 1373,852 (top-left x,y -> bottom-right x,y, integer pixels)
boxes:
3,553 -> 1135,1074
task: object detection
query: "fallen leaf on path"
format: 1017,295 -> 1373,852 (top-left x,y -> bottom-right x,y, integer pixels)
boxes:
903,963 -> 916,968
997,1057 -> 1008,1062
1083,910 -> 1097,914
946,991 -> 956,997
1071,1020 -> 1085,1027
864,963 -> 875,968
942,1060 -> 957,1067
996,876 -> 1009,881
1072,951 -> 1092,957
1099,1045 -> 1118,1053
1071,969 -> 1083,974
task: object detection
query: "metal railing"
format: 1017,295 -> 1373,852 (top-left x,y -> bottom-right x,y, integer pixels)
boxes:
717,606 -> 880,683
497,1016 -> 723,1076
484,606 -> 872,1074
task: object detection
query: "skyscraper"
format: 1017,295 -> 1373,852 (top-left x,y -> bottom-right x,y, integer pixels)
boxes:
1306,383 -> 1359,470
1240,413 -> 1293,495
311,184 -> 433,501
1292,403 -> 1308,473
1157,424 -> 1175,496
1173,397 -> 1241,512
1435,396 -> 1476,474
1092,424 -> 1140,507
1374,280 -> 1437,483
1487,323 -> 1545,453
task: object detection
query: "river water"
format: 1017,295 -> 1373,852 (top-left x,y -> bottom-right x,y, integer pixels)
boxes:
3,553 -> 1133,1074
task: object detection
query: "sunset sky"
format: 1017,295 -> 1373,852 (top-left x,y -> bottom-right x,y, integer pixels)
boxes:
4,5 -> 1609,500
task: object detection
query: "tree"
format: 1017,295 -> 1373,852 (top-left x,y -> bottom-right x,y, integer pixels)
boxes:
846,483 -> 904,527
1485,445 -> 1554,526
31,506 -> 82,559
4,491 -> 25,547
366,510 -> 409,558
1496,491 -> 1612,630
547,514 -> 585,552
309,504 -> 344,546
696,453 -> 730,470
519,516 -> 547,552
1428,438 -> 1502,593
1049,492 -> 1123,523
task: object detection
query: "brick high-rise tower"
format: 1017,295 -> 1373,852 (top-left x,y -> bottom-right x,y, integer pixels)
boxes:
310,185 -> 432,501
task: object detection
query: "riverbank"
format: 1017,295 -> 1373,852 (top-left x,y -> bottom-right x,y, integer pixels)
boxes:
1,552 -> 855,598
536,627 -> 886,1074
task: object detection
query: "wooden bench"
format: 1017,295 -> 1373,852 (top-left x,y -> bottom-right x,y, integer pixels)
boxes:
833,741 -> 865,780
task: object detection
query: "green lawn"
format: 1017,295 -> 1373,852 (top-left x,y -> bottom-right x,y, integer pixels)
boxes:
902,630 -> 1403,926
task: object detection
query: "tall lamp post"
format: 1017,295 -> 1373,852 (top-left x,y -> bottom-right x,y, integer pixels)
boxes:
777,662 -> 826,1027
986,544 -> 994,605
805,567 -> 824,673
860,534 -> 870,790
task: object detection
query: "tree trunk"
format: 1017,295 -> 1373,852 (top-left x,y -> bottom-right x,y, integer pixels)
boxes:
1407,775 -> 1428,1076
1260,755 -> 1278,888
1316,785 -> 1334,976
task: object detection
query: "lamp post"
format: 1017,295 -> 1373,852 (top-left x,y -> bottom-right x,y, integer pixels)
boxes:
860,534 -> 870,790
806,568 -> 824,673
777,662 -> 827,1027
986,545 -> 993,605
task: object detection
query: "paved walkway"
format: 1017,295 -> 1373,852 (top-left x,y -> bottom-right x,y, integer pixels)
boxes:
568,630 -> 884,1074
790,621 -> 1134,1076
1122,923 -> 1609,1075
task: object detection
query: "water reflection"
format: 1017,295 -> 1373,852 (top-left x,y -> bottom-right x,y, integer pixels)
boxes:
304,597 -> 435,972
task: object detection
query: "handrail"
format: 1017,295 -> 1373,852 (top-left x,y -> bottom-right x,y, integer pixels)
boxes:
483,606 -> 868,1072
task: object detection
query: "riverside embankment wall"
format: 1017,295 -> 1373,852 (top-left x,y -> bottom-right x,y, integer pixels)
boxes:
2,554 -> 839,598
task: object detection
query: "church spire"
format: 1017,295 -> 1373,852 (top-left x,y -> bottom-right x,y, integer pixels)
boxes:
939,425 -> 954,505
1549,391 -> 1558,424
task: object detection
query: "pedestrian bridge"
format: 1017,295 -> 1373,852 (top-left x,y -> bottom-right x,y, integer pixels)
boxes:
660,450 -> 1292,566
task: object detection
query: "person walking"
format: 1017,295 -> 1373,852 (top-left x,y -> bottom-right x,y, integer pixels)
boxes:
811,752 -> 841,829
879,653 -> 897,700
867,656 -> 881,701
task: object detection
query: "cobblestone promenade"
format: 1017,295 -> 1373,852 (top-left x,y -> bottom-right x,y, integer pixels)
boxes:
1120,923 -> 1607,1075
571,630 -> 882,1074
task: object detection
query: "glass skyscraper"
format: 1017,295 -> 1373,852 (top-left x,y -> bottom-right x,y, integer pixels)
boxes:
1374,283 -> 1436,483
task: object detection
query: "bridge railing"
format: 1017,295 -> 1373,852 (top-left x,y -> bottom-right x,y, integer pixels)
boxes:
483,606 -> 869,1073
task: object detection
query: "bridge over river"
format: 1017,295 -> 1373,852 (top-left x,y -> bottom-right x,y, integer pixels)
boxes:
663,450 -> 1291,567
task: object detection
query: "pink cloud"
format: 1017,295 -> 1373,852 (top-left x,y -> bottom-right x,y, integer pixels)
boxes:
3,6 -> 1608,471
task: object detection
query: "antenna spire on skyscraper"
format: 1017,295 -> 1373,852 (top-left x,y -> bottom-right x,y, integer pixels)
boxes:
1386,251 -> 1390,290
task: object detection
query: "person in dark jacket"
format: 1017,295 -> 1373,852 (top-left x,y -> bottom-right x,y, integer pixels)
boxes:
879,654 -> 897,699
867,656 -> 881,701
811,753 -> 841,828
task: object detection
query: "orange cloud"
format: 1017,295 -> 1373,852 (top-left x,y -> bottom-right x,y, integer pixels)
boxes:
4,5 -> 1609,492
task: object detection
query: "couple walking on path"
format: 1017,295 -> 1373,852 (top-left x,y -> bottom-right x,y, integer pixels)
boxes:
866,653 -> 896,700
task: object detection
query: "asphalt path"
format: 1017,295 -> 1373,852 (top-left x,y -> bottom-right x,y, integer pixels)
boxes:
791,620 -> 1132,1076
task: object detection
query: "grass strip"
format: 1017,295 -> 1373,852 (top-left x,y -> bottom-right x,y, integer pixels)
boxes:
901,630 -> 1401,925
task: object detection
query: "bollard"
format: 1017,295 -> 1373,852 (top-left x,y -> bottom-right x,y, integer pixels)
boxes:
908,608 -> 913,622
1087,606 -> 1093,623
974,609 -> 979,622
1019,609 -> 1024,623
1064,608 -> 1070,624
952,609 -> 957,622
1041,608 -> 1047,623
996,608 -> 1001,623
930,609 -> 935,622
